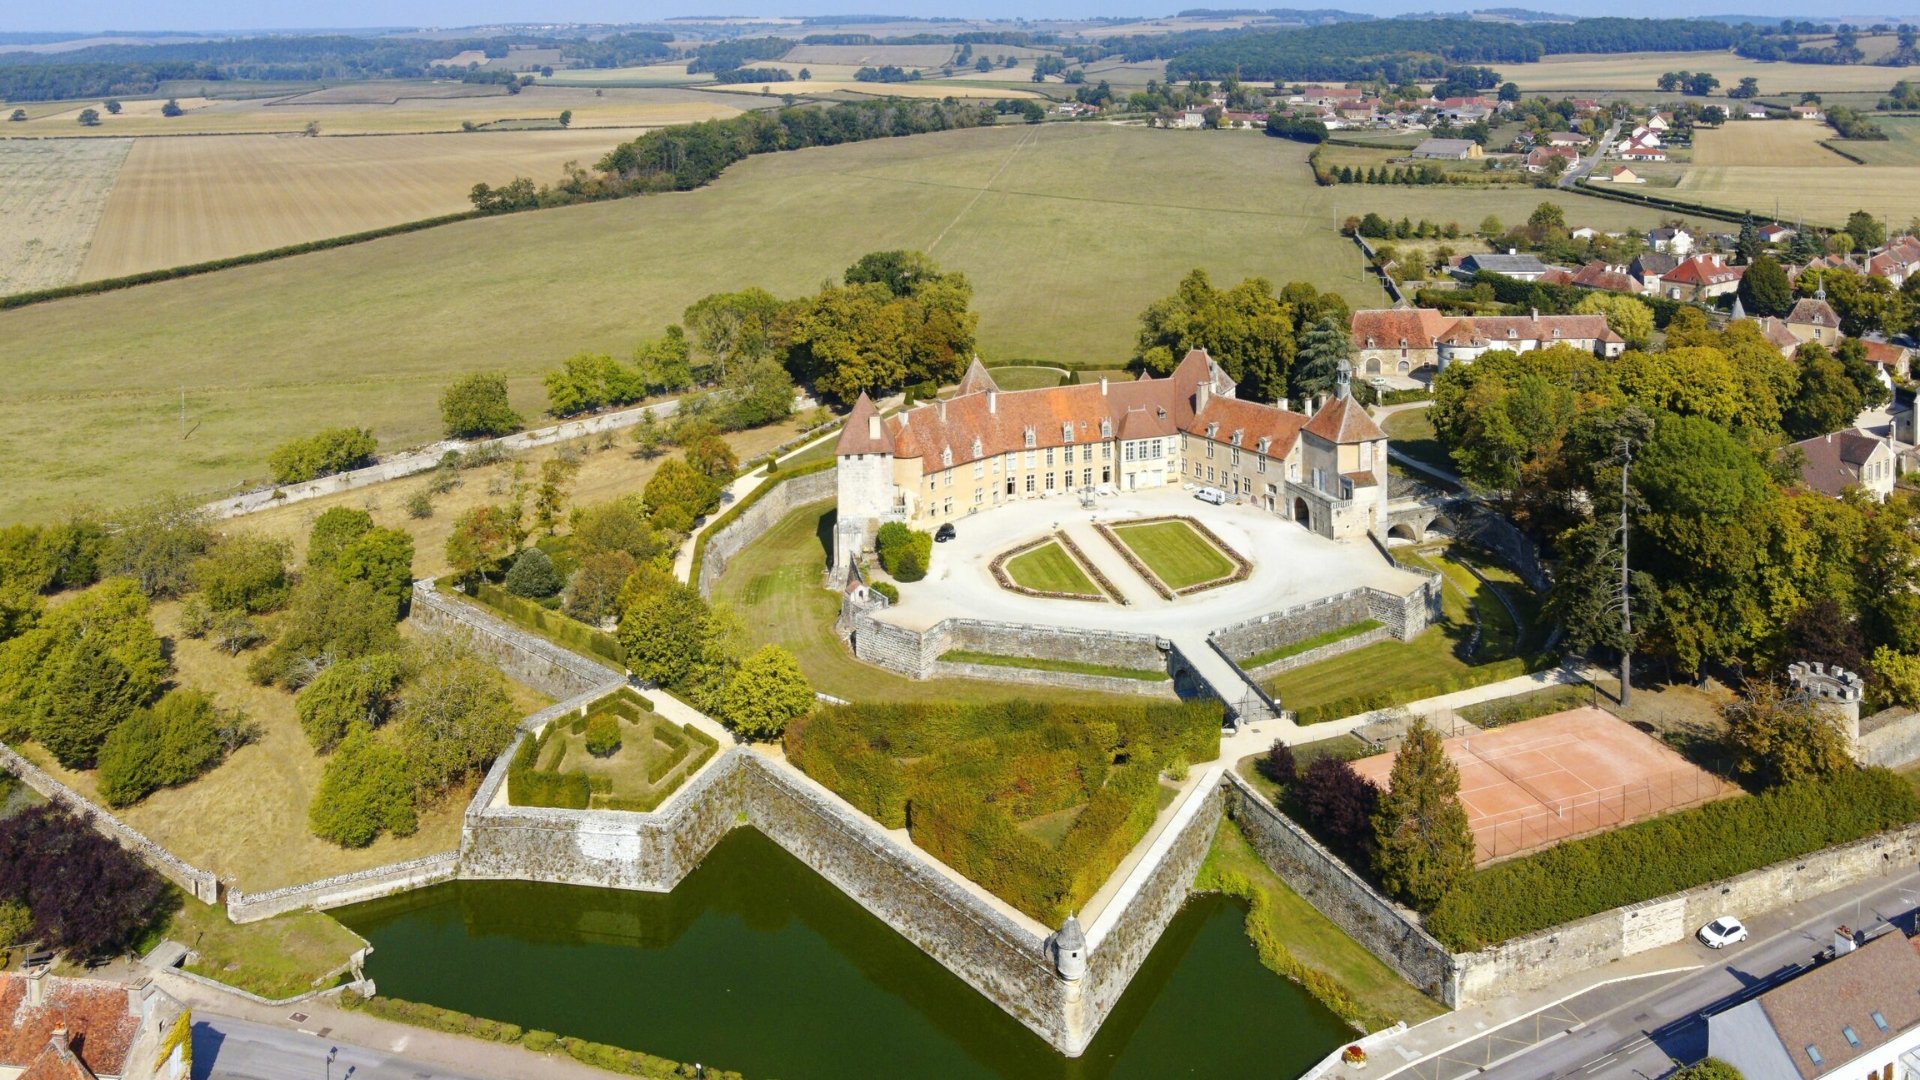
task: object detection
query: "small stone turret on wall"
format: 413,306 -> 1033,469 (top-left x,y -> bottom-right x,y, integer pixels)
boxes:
1788,660 -> 1866,756
1048,915 -> 1087,982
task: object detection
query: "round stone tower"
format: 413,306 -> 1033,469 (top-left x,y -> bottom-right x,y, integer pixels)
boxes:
1047,913 -> 1087,982
1788,660 -> 1865,757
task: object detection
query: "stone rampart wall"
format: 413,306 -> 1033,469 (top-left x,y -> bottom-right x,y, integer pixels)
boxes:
1224,773 -> 1455,999
1246,625 -> 1392,680
695,469 -> 838,597
1862,711 -> 1920,769
848,607 -> 1169,686
928,661 -> 1177,698
1452,817 -> 1920,1004
1213,591 -> 1374,660
0,742 -> 220,904
227,853 -> 460,924
848,606 -> 938,677
410,582 -> 623,700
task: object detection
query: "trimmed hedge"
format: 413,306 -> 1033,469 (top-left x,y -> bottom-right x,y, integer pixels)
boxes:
785,699 -> 1219,922
463,581 -> 626,667
507,727 -> 590,809
1426,768 -> 1920,950
344,994 -> 523,1043
687,457 -> 835,584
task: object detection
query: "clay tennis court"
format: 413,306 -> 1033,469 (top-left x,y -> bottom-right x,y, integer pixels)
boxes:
1351,707 -> 1727,864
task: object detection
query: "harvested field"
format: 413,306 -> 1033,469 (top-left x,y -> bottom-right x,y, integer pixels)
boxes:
0,137 -> 129,293
0,84 -> 738,137
1349,707 -> 1727,864
780,43 -> 958,67
1503,51 -> 1912,93
1690,119 -> 1844,166
706,79 -> 1041,99
1829,117 -> 1920,166
537,64 -> 709,86
0,123 -> 1703,520
76,130 -> 636,281
1675,164 -> 1920,227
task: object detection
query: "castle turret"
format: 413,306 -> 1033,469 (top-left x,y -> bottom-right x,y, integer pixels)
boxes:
1788,660 -> 1866,757
1047,914 -> 1087,982
834,393 -> 897,571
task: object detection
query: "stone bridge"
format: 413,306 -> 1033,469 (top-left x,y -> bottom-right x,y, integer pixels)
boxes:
1383,492 -> 1467,544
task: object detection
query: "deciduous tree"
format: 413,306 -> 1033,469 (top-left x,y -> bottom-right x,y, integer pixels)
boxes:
715,645 -> 812,739
440,372 -> 524,439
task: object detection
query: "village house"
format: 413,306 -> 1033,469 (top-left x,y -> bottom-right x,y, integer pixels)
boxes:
1791,103 -> 1826,120
1895,386 -> 1919,447
1171,109 -> 1208,129
1291,85 -> 1367,108
0,969 -> 183,1080
1860,337 -> 1913,382
833,352 -> 1390,549
1784,296 -> 1842,345
1566,260 -> 1640,294
1618,142 -> 1668,163
1743,315 -> 1803,355
1744,103 -> 1770,119
1604,165 -> 1645,184
1757,222 -> 1796,244
1647,112 -> 1672,131
1864,236 -> 1920,287
1223,110 -> 1268,128
1410,137 -> 1482,160
1524,145 -> 1578,172
1659,253 -> 1744,301
1787,430 -> 1898,501
1350,308 -> 1624,375
1544,130 -> 1590,148
1628,251 -> 1681,293
1647,227 -> 1694,255
1708,929 -> 1920,1080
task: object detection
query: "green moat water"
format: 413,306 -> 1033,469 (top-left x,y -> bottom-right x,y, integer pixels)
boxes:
336,829 -> 1352,1079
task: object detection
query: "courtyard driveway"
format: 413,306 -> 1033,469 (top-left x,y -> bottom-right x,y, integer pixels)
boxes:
876,487 -> 1425,640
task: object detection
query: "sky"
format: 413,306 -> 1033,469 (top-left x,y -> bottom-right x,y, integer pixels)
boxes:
3,1 -> 1911,34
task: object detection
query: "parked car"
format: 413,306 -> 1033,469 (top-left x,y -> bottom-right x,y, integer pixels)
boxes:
934,523 -> 957,543
1195,487 -> 1228,505
1697,916 -> 1748,949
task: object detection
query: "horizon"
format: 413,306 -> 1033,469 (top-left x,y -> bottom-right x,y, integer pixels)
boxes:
8,4 -> 1920,36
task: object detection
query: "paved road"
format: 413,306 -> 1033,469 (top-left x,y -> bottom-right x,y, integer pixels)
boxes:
1560,119 -> 1622,188
1395,866 -> 1920,1080
194,1015 -> 496,1080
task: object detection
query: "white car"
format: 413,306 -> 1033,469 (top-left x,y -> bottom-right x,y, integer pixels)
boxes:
1698,916 -> 1748,949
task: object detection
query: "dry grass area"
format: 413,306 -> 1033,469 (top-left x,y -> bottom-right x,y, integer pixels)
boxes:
1503,51 -> 1910,93
707,79 -> 1041,99
1691,120 -> 1845,166
232,416 -> 810,578
0,138 -> 130,293
780,43 -> 958,67
2,85 -> 739,137
76,130 -> 632,280
1831,117 -> 1920,166
11,599 -> 553,891
1676,164 -> 1920,227
536,64 -> 708,86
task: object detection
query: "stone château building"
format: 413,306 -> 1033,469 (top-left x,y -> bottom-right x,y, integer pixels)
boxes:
833,349 -> 1388,568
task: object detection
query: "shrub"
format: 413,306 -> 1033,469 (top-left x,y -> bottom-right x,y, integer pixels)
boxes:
522,1030 -> 558,1053
295,652 -> 408,752
268,427 -> 377,484
306,508 -> 374,573
1258,739 -> 1296,784
96,688 -> 228,806
1293,757 -> 1378,863
585,712 -> 622,757
308,725 -> 416,847
870,580 -> 899,603
440,372 -> 523,439
249,577 -> 400,689
876,524 -> 933,582
503,547 -> 563,599
189,534 -> 291,614
1426,768 -> 1920,950
712,645 -> 812,740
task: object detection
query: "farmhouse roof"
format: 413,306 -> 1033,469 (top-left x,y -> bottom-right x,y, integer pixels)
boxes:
1749,316 -> 1802,351
1545,131 -> 1588,144
0,974 -> 142,1077
834,393 -> 894,456
1570,261 -> 1638,293
1860,339 -> 1910,367
1460,252 -> 1553,277
1754,931 -> 1920,1080
1791,430 -> 1889,498
1349,308 -> 1452,349
1664,255 -> 1744,287
1536,267 -> 1576,286
1787,298 -> 1840,328
1412,137 -> 1477,156
1303,395 -> 1385,445
1526,146 -> 1577,168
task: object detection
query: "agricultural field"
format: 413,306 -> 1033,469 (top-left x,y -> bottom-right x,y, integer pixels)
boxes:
706,79 -> 1041,99
1502,50 -> 1912,93
779,43 -> 958,68
0,122 -> 1699,519
1827,116 -> 1920,166
1675,125 -> 1920,225
75,130 -> 641,281
536,63 -> 709,86
1690,119 -> 1844,166
0,84 -> 739,137
0,138 -> 129,293
1076,58 -> 1171,88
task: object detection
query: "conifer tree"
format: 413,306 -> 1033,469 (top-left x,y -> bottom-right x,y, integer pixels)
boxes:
1371,716 -> 1475,909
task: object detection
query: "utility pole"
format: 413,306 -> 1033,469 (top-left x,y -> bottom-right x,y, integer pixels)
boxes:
1617,432 -> 1634,707
180,387 -> 186,440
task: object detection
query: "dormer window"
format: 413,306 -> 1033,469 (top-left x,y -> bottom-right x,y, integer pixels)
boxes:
1156,407 -> 1166,421
1507,328 -> 1517,339
1100,420 -> 1112,439
1062,423 -> 1074,443
1366,337 -> 1376,347
1552,327 -> 1561,338
1024,428 -> 1036,449
1230,431 -> 1242,446
971,437 -> 982,457
1206,422 -> 1218,438
941,447 -> 953,467
1257,437 -> 1270,454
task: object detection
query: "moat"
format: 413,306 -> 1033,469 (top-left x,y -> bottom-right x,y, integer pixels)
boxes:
336,829 -> 1351,1079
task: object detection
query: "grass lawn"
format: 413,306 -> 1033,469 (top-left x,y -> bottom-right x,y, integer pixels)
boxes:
1003,539 -> 1102,596
939,649 -> 1170,681
986,365 -> 1065,390
1265,544 -> 1544,720
0,122 -> 1706,523
711,499 -> 1143,707
1240,619 -> 1383,670
168,898 -> 365,1000
1382,407 -> 1450,475
1110,520 -> 1235,590
1198,817 -> 1446,1030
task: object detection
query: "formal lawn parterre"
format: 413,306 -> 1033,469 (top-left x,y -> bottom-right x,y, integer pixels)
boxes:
1003,539 -> 1103,597
510,689 -> 718,812
1106,518 -> 1243,592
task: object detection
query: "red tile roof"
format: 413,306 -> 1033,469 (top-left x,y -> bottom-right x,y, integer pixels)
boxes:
1750,317 -> 1801,350
834,393 -> 894,456
0,975 -> 140,1078
1349,308 -> 1452,350
1663,256 -> 1744,287
1790,430 -> 1889,497
1860,339 -> 1910,367
1787,298 -> 1839,328
18,1038 -> 96,1080
1189,395 -> 1310,458
1303,396 -> 1386,444
1569,261 -> 1638,293
955,358 -> 999,397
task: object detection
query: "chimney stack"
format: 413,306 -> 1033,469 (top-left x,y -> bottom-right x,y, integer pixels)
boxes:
26,966 -> 46,1008
1834,926 -> 1857,956
1100,377 -> 1108,396
1196,378 -> 1211,415
867,415 -> 882,441
988,390 -> 997,415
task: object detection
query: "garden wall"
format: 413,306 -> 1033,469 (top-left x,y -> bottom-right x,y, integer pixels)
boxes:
227,853 -> 460,924
926,660 -> 1177,698
1210,584 -> 1433,663
411,582 -> 623,700
845,605 -> 1169,684
1861,709 -> 1920,769
0,742 -> 220,904
695,468 -> 838,597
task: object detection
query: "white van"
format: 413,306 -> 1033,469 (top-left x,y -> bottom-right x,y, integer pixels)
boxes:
1195,487 -> 1228,505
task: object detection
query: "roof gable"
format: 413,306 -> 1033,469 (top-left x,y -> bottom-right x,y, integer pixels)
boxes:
1302,396 -> 1385,444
